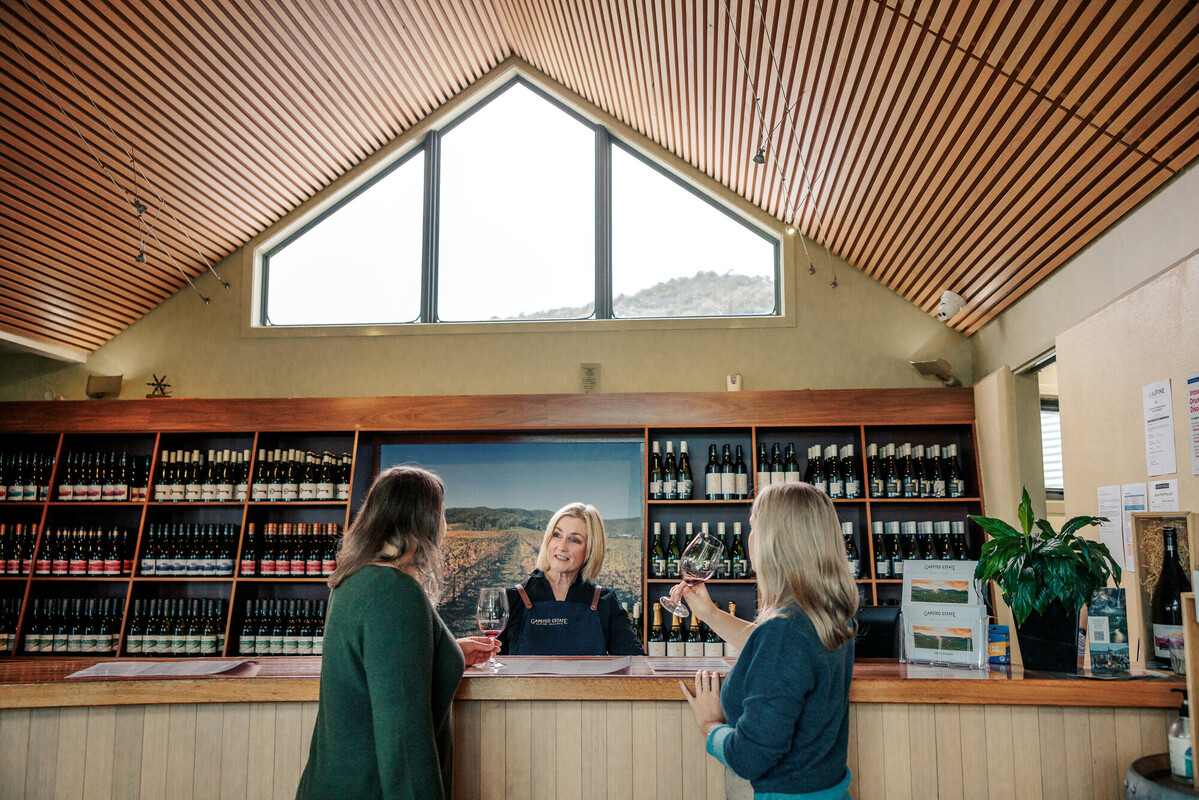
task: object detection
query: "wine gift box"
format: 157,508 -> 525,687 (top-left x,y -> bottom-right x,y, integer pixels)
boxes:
1130,511 -> 1197,670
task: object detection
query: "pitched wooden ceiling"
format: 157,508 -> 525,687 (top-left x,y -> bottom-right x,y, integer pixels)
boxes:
2,0 -> 1197,357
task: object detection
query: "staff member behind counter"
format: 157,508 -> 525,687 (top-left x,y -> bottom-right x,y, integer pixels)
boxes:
498,502 -> 643,656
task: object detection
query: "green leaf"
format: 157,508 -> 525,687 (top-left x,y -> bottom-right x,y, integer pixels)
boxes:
1060,516 -> 1105,536
1018,489 -> 1034,536
969,515 -> 1023,543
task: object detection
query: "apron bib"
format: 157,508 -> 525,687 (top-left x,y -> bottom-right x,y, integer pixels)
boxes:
511,583 -> 607,656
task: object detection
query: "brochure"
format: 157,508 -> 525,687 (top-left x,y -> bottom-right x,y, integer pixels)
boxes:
901,560 -> 984,606
901,560 -> 988,668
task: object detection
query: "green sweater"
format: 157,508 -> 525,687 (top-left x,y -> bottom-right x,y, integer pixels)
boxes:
297,566 -> 465,800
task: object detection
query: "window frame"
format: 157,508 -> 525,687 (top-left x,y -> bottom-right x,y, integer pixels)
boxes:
252,73 -> 784,331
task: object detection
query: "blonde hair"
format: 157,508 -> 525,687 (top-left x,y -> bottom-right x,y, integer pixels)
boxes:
535,502 -> 607,582
750,483 -> 859,650
329,466 -> 446,603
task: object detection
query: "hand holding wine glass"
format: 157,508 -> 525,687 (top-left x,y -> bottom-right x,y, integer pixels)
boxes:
660,530 -> 724,618
475,587 -> 509,672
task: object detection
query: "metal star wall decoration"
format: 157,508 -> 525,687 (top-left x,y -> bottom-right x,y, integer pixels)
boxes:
146,374 -> 172,397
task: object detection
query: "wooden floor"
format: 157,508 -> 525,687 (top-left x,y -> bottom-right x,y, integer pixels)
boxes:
0,700 -> 1172,799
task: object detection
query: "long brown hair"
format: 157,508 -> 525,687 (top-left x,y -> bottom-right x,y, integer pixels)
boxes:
750,483 -> 859,650
329,466 -> 446,602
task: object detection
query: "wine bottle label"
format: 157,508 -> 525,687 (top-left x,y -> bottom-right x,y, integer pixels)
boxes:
705,474 -> 721,497
299,637 -> 314,656
5,559 -> 16,575
217,483 -> 233,501
306,559 -> 321,576
770,470 -> 784,485
201,635 -> 219,655
335,483 -> 350,500
186,559 -> 203,575
316,482 -> 334,500
685,642 -> 704,657
87,484 -> 102,501
21,557 -> 32,574
885,479 -> 899,497
720,473 -> 735,495
260,558 -> 276,576
270,635 -> 284,654
283,635 -> 300,655
52,633 -> 67,651
87,558 -> 103,576
663,478 -> 677,499
185,634 -> 201,653
313,634 -> 324,656
875,558 -> 890,577
201,484 -> 217,502
127,635 -> 142,654
893,560 -> 905,576
240,636 -> 256,656
723,642 -> 739,657
234,483 -> 248,502
784,470 -> 800,484
67,636 -> 81,653
216,557 -> 234,575
827,479 -> 843,499
23,634 -> 39,653
298,482 -> 317,500
58,484 -> 74,501
717,558 -> 731,579
322,558 -> 336,575
104,558 -> 120,576
35,558 -> 50,575
240,559 -> 255,576
647,641 -> 667,657
735,474 -> 748,497
933,480 -> 946,498
251,482 -> 268,501
702,642 -> 723,657
52,558 -> 68,576
169,484 -> 184,502
114,484 -> 128,502
666,641 -> 685,657
185,484 -> 201,502
290,559 -> 305,576
950,479 -> 965,497
281,485 -> 299,501
678,479 -> 692,500
267,484 -> 281,501
903,479 -> 918,497
1154,624 -> 1184,658
733,559 -> 748,579
82,635 -> 97,653
69,558 -> 86,576
102,483 -> 116,501
667,561 -> 679,579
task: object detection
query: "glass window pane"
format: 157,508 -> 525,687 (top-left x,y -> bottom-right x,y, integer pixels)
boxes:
1041,407 -> 1063,491
611,146 -> 776,318
264,152 -> 425,326
437,83 -> 596,321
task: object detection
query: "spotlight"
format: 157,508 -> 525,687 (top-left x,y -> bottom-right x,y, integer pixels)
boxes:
808,262 -> 816,276
785,225 -> 797,235
829,278 -> 838,289
134,250 -> 146,263
753,147 -> 765,164
134,202 -> 147,216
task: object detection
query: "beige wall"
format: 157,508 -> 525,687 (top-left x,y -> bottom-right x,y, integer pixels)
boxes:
1056,252 -> 1199,660
0,61 -> 970,402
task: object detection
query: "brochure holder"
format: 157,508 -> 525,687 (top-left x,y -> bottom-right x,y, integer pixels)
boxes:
899,560 -> 989,670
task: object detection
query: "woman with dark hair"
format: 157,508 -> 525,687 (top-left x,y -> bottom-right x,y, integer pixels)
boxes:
296,466 -> 497,800
674,482 -> 859,799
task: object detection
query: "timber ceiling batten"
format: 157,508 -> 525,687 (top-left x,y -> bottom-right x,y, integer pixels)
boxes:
0,1 -> 1196,357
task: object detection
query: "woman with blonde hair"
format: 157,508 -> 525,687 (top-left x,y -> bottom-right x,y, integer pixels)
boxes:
672,482 -> 858,799
297,466 -> 497,800
499,502 -> 642,656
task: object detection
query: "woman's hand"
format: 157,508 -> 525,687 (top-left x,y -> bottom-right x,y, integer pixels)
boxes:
457,637 -> 500,666
669,581 -> 717,624
679,670 -> 726,736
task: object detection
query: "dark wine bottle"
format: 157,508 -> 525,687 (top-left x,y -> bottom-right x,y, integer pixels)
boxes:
677,441 -> 693,500
1152,527 -> 1191,669
649,441 -> 663,500
647,602 -> 666,657
704,445 -> 721,500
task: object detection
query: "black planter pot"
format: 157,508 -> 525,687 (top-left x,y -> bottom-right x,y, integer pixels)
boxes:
1016,601 -> 1079,672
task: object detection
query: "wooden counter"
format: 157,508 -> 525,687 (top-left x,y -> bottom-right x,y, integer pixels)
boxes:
0,657 -> 1178,800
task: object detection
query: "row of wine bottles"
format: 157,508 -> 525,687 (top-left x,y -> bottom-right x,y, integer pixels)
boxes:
151,449 -> 250,502
648,521 -> 751,579
124,598 -> 229,656
646,601 -> 739,658
1,523 -> 37,575
843,520 -> 971,580
248,450 -> 351,502
236,598 -> 327,656
239,523 -> 341,577
139,524 -> 238,576
866,443 -> 967,499
21,597 -> 125,654
0,598 -> 21,651
0,451 -> 53,502
34,527 -> 134,576
56,451 -> 151,502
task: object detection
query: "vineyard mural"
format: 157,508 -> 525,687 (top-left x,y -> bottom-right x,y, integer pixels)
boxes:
380,441 -> 645,637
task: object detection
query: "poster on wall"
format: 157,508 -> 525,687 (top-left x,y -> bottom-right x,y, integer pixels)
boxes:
1098,485 -> 1127,571
1121,484 -> 1147,570
1188,372 -> 1199,476
1143,379 -> 1177,477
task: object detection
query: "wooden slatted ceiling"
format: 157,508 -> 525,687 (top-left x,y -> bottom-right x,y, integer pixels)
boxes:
0,1 -> 1196,356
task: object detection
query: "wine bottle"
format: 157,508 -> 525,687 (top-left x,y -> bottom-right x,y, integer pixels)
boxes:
842,521 -> 860,578
951,520 -> 968,560
724,602 -> 739,657
825,445 -> 843,499
842,445 -> 861,499
315,452 -> 335,501
702,622 -> 723,657
704,445 -> 721,500
677,441 -> 693,500
883,444 -> 900,498
902,521 -> 920,562
783,444 -> 800,484
936,521 -> 954,560
662,442 -> 678,500
918,521 -> 936,560
684,616 -> 704,657
647,602 -> 666,657
298,452 -> 318,501
866,443 -> 882,498
731,522 -> 748,579
720,444 -> 735,500
649,441 -> 663,500
946,444 -> 966,498
649,522 -> 665,578
872,521 -> 890,578
733,445 -> 748,500
769,443 -> 784,485
1152,527 -> 1191,669
886,522 -> 904,577
802,445 -> 816,485
666,612 -> 685,657
755,443 -> 770,497
666,522 -> 681,579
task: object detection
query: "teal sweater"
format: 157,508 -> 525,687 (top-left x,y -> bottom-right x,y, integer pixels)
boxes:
297,567 -> 465,800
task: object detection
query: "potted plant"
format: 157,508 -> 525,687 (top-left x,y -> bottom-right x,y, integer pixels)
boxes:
971,488 -> 1122,672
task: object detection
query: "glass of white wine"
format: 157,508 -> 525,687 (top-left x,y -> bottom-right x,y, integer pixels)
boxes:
475,587 -> 509,672
660,530 -> 724,618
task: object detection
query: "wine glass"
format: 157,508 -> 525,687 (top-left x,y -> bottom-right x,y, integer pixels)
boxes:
660,530 -> 724,618
475,587 -> 509,671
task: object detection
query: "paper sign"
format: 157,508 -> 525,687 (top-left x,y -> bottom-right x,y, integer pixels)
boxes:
1098,485 -> 1127,571
901,560 -> 984,606
1149,479 -> 1180,512
1121,484 -> 1147,568
1143,379 -> 1177,476
67,660 -> 250,678
1188,372 -> 1199,476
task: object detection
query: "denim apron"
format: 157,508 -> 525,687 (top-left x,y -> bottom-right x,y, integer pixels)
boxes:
510,582 -> 607,655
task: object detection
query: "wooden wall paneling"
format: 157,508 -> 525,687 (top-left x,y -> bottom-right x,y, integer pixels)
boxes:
932,704 -> 965,800
192,704 -> 224,800
1009,706 -> 1041,800
579,700 -> 606,800
654,700 -> 682,800
452,701 -> 480,800
1062,706 -> 1094,800
298,701 -> 318,775
245,702 -> 276,800
907,704 -> 938,799
270,703 -> 304,800
54,706 -> 89,800
957,704 -> 989,800
554,700 -> 583,800
529,701 -> 557,800
605,701 -> 633,800
846,704 -> 859,799
503,699 -> 532,799
1113,707 -> 1147,797
1087,707 -> 1118,800
629,701 -> 656,800
82,706 -> 116,800
165,704 -> 198,800
1035,706 -> 1067,800
879,703 -> 913,799
0,706 -> 31,796
25,706 -> 60,800
1139,707 -> 1168,756
982,706 -> 1016,799
853,702 -> 884,798
109,706 -> 143,800
478,700 -> 506,800
678,701 -> 707,800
